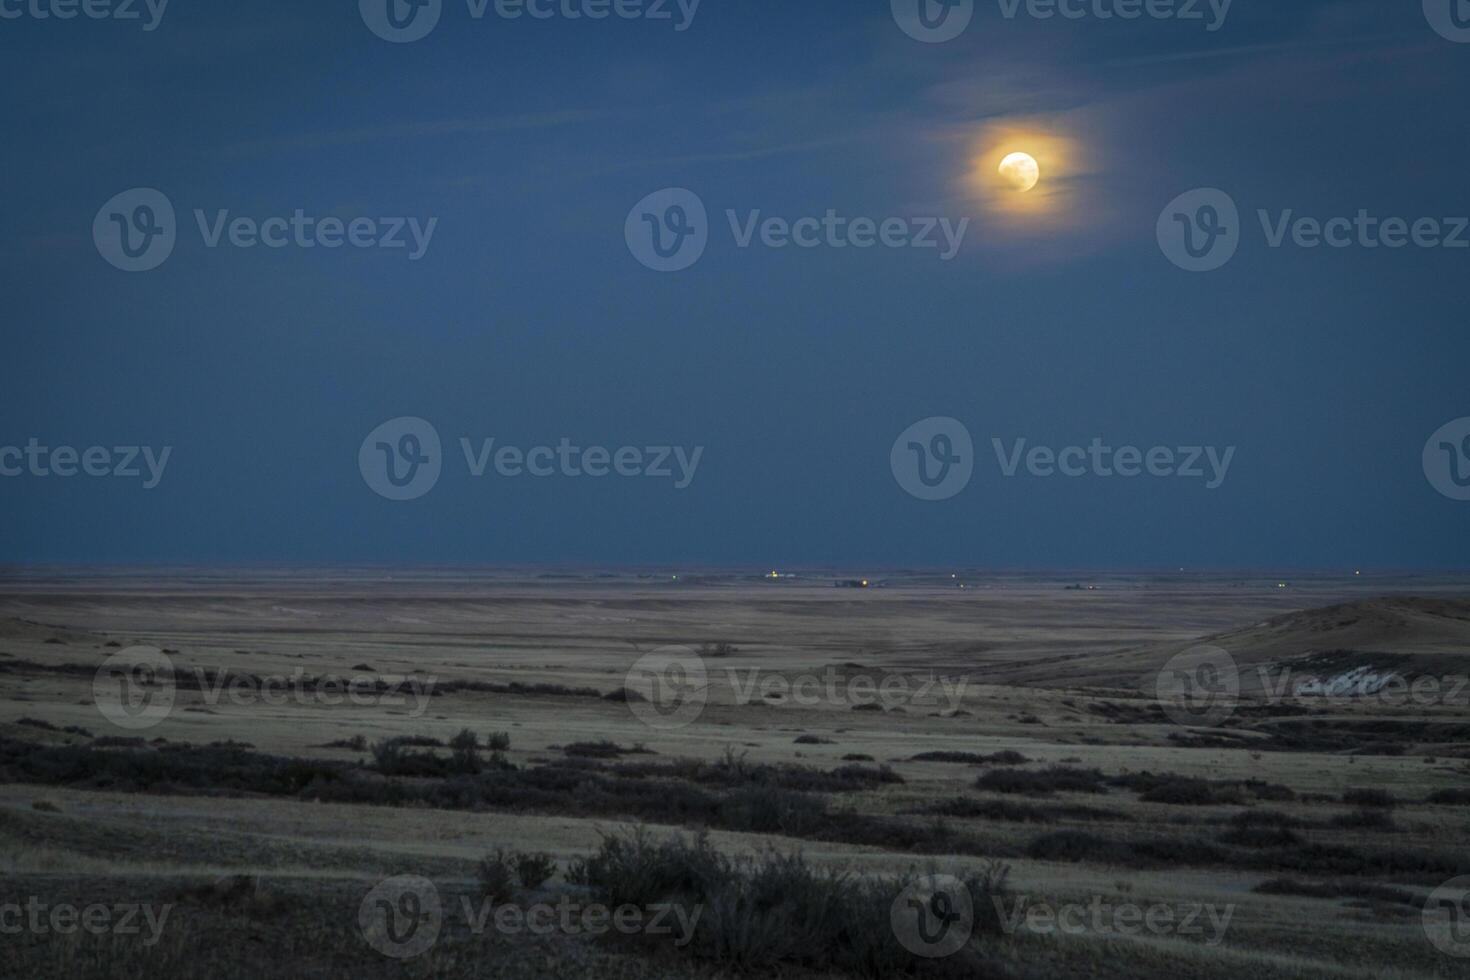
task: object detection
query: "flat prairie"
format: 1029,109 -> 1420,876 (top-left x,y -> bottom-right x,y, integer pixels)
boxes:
2,568 -> 1468,978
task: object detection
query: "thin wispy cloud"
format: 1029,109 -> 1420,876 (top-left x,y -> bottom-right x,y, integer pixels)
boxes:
225,109 -> 611,156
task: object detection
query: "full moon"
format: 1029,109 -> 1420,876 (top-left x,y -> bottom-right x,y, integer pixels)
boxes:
998,152 -> 1040,192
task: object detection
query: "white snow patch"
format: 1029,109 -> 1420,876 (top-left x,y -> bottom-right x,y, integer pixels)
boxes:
1292,665 -> 1400,698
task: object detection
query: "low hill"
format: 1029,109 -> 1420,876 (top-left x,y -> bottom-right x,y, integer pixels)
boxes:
1003,596 -> 1470,691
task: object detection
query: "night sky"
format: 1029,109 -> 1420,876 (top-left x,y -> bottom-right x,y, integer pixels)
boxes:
2,0 -> 1467,568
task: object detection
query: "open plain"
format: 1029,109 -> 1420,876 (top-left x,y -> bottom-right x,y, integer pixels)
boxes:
1,568 -> 1468,978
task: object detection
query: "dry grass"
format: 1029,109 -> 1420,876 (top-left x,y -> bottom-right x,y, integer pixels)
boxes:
1,573 -> 1467,977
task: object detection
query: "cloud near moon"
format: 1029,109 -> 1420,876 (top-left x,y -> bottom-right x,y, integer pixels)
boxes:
962,121 -> 1091,231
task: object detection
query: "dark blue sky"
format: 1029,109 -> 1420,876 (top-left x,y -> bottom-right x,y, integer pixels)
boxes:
2,0 -> 1467,568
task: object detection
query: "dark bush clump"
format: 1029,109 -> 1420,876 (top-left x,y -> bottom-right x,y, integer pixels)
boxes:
1138,778 -> 1243,806
916,797 -> 1129,824
718,785 -> 829,836
1428,788 -> 1470,805
478,847 -> 559,902
449,728 -> 482,773
830,764 -> 904,785
1255,877 -> 1421,907
1026,831 -> 1233,869
1229,810 -> 1301,828
372,737 -> 451,776
1245,780 -> 1298,803
435,678 -> 602,699
912,750 -> 1030,765
323,735 -> 368,751
1342,788 -> 1396,808
92,735 -> 147,748
1112,771 -> 1296,804
1025,831 -> 1137,865
564,740 -> 644,759
1329,808 -> 1397,831
478,849 -> 519,905
571,827 -> 1015,978
1219,824 -> 1303,848
975,767 -> 1108,797
515,851 -> 558,889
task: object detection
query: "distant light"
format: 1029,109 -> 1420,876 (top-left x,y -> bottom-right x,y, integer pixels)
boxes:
1277,582 -> 1288,589
998,151 -> 1040,192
